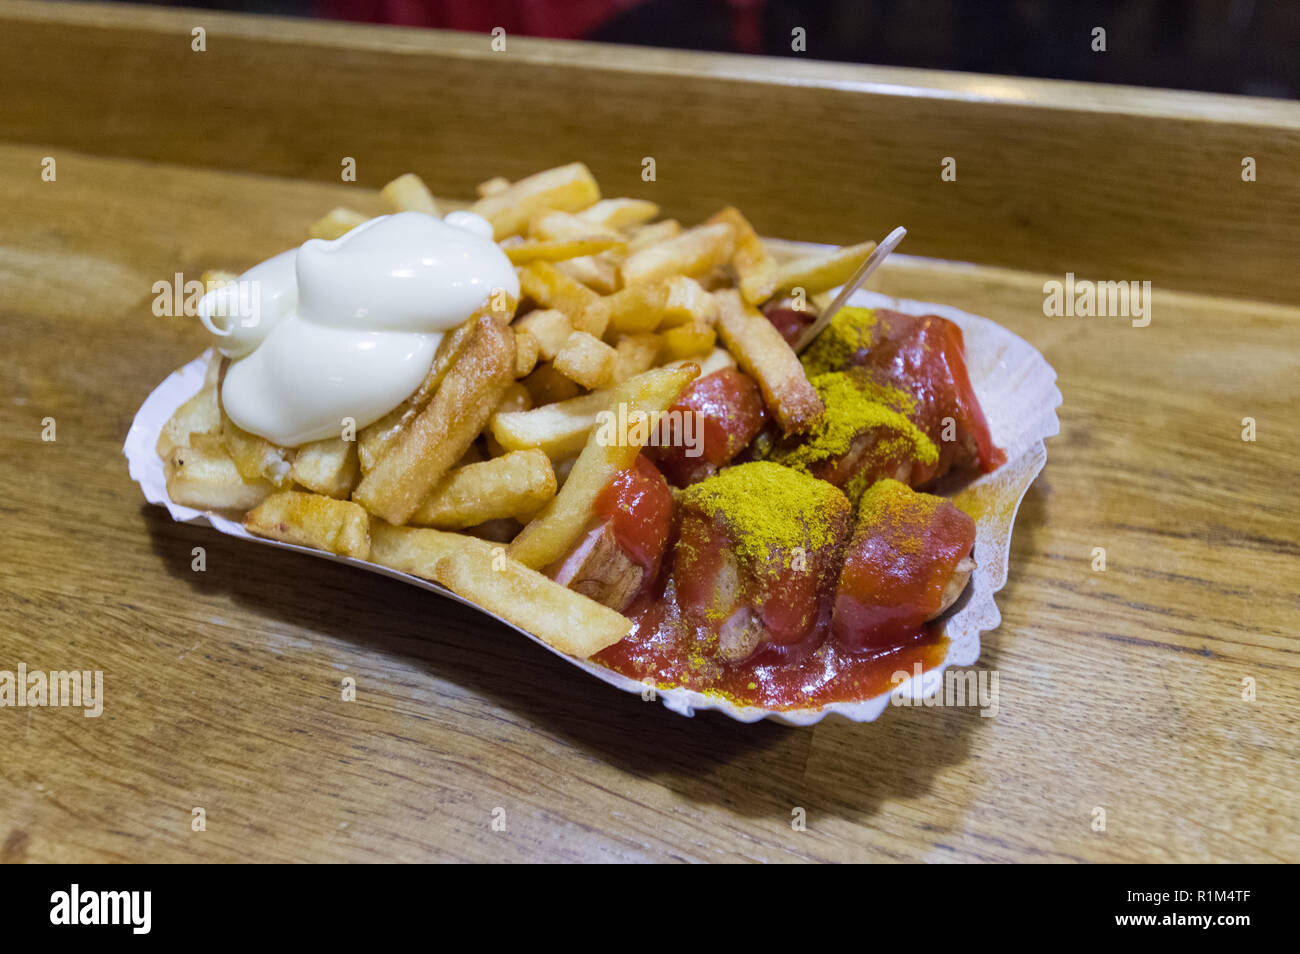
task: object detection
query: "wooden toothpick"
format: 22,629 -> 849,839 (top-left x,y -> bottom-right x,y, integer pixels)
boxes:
793,226 -> 907,353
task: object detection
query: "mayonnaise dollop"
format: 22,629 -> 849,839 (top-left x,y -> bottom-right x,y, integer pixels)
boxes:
198,210 -> 518,446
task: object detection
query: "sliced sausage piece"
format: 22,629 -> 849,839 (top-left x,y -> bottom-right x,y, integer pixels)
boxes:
547,455 -> 674,611
833,478 -> 976,652
647,367 -> 767,487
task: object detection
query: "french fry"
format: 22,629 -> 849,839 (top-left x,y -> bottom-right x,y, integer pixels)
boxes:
528,209 -> 621,242
508,364 -> 698,570
368,521 -> 498,578
475,176 -> 511,199
410,449 -> 556,529
506,236 -> 621,265
658,323 -> 716,362
356,314 -> 481,472
620,222 -> 734,286
290,437 -> 359,499
517,261 -> 610,337
485,382 -> 532,457
243,490 -> 370,559
774,240 -> 877,295
381,172 -> 439,216
610,333 -> 662,383
625,219 -> 681,252
605,275 -> 717,334
553,331 -> 617,389
556,253 -> 621,294
469,162 -> 600,239
165,439 -> 273,511
513,308 -> 573,361
713,289 -> 823,434
490,389 -> 610,460
434,546 -> 633,658
353,314 -> 516,524
577,198 -> 660,230
156,356 -> 222,458
309,207 -> 369,240
707,206 -> 778,305
220,408 -> 293,487
495,381 -> 533,416
513,328 -> 540,377
522,363 -> 582,404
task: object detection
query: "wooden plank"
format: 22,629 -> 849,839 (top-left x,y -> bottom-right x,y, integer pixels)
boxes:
1,0 -> 1298,303
0,144 -> 1296,862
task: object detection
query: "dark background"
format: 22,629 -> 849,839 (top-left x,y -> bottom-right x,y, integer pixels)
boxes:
109,0 -> 1300,98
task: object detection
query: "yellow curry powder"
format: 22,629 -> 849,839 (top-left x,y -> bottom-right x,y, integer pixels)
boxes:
800,305 -> 879,378
679,461 -> 849,571
854,478 -> 947,557
765,371 -> 938,486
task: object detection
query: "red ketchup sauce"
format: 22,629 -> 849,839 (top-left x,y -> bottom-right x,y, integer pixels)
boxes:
593,455 -> 674,576
594,575 -> 947,711
844,310 -> 1004,476
833,482 -> 976,652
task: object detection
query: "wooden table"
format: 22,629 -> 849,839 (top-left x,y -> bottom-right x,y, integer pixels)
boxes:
1,2 -> 1297,863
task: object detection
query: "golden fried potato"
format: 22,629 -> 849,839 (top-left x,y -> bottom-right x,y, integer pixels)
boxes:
165,439 -> 273,511
658,323 -> 716,363
243,491 -> 370,559
506,237 -> 622,265
713,289 -> 823,434
521,362 -> 582,404
380,173 -> 439,216
156,356 -> 223,459
434,545 -> 633,658
220,408 -> 293,487
553,331 -> 617,390
410,449 -> 556,529
620,222 -> 734,286
576,198 -> 660,230
290,437 -> 359,499
490,389 -> 610,460
517,261 -> 610,337
513,308 -> 573,361
309,207 -> 369,240
774,240 -> 877,295
605,275 -> 717,335
469,162 -> 600,239
513,328 -> 540,378
353,314 -> 516,524
610,333 -> 662,383
707,206 -> 778,305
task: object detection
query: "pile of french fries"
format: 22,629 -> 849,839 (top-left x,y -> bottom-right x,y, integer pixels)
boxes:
160,163 -> 876,659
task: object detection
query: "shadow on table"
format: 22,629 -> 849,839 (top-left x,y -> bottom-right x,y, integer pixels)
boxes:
142,486 -> 1043,826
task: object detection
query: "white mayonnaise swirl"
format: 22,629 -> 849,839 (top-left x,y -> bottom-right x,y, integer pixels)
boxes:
198,210 -> 517,446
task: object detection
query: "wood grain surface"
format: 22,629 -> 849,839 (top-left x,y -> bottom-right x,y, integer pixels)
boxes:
2,0 -> 1300,304
3,141 -> 1297,863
